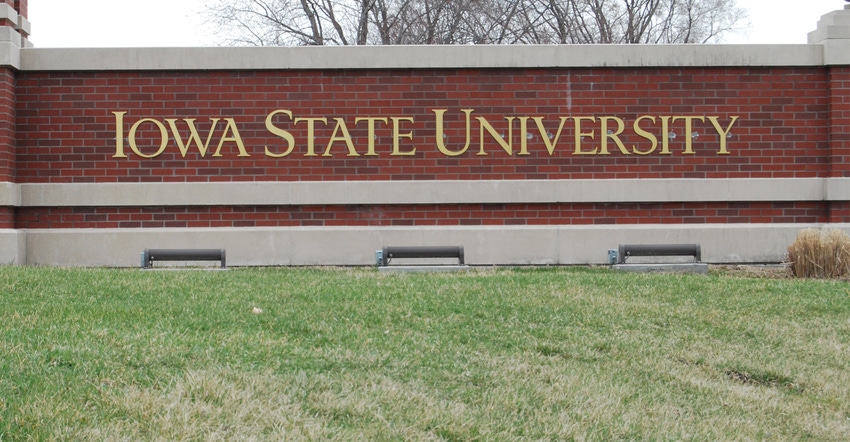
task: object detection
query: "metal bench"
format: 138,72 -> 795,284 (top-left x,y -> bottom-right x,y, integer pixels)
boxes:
141,248 -> 226,269
379,246 -> 464,266
617,244 -> 701,264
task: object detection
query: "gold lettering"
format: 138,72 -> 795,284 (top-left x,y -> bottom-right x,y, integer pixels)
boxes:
573,116 -> 597,155
264,110 -> 296,158
672,116 -> 705,155
355,117 -> 388,156
433,109 -> 473,157
112,111 -> 128,158
660,116 -> 672,155
212,118 -> 249,157
632,115 -> 658,155
128,118 -> 169,159
165,118 -> 219,158
323,118 -> 359,157
707,116 -> 738,155
391,116 -> 415,156
113,111 -> 742,159
532,116 -> 569,155
518,117 -> 530,156
294,117 -> 328,157
477,116 -> 514,156
599,116 -> 628,155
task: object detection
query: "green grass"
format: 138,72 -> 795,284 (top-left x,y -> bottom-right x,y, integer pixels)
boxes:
1,266 -> 848,441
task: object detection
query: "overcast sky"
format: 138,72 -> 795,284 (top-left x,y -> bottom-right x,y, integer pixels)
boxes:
25,0 -> 846,48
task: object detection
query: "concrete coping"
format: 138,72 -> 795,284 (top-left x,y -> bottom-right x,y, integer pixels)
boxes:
18,43 -> 829,72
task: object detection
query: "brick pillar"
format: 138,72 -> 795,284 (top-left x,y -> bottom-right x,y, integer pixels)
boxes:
0,68 -> 12,184
809,6 -> 850,178
2,1 -> 26,16
826,68 -> 850,223
0,0 -> 27,47
15,1 -> 27,19
829,66 -> 850,177
15,1 -> 27,46
0,0 -> 18,234
809,6 -> 850,222
0,0 -> 21,184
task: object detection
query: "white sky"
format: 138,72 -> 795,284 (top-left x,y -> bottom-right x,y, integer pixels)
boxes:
25,0 -> 847,47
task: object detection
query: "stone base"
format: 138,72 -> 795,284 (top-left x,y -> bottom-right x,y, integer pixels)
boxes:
611,263 -> 709,274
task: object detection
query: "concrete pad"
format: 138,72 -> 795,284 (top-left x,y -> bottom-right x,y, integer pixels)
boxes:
140,267 -> 230,271
378,265 -> 471,273
611,263 -> 709,274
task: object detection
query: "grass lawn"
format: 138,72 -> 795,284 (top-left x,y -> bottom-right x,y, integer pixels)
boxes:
1,266 -> 848,441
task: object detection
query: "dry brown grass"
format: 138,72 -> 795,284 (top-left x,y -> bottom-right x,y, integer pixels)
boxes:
787,228 -> 850,279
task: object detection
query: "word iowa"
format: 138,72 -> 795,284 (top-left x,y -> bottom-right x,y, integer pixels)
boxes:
112,109 -> 739,159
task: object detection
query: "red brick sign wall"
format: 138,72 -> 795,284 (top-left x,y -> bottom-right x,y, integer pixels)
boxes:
15,68 -> 831,183
11,66 -> 843,230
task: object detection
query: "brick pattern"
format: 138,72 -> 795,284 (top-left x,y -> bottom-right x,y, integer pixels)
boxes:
15,68 -> 830,183
0,207 -> 12,228
5,1 -> 25,17
15,202 -> 828,229
829,202 -> 850,223
0,69 -> 13,182
11,65 -> 848,229
829,67 -> 850,177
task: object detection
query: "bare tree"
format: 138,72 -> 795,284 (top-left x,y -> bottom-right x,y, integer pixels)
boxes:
537,0 -> 745,44
206,0 -> 747,46
207,0 -> 370,45
663,0 -> 745,43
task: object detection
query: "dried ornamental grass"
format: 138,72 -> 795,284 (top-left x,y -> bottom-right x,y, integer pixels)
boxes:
787,228 -> 850,278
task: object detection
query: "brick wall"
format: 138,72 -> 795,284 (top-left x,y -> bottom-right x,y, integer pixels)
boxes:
0,206 -> 11,228
829,67 -> 850,177
10,65 -> 843,229
0,69 -> 13,183
15,67 -> 830,184
11,0 -> 25,17
14,202 -> 829,230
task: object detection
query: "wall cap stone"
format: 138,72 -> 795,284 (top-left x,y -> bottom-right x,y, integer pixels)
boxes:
808,5 -> 850,65
19,43 -> 829,72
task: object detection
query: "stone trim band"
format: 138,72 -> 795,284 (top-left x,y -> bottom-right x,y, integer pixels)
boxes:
7,178 -> 849,208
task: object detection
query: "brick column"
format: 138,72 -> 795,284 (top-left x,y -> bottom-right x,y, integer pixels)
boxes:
15,1 -> 28,45
0,0 -> 20,234
809,6 -> 850,221
0,0 -> 28,47
0,68 -> 12,184
827,66 -> 850,176
809,6 -> 850,178
15,1 -> 27,18
826,67 -> 850,222
0,0 -> 21,184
